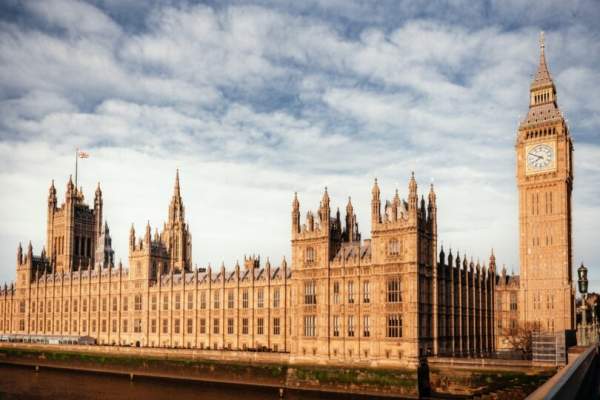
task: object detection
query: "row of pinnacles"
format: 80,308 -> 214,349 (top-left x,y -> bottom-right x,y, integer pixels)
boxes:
2,169 -> 497,363
436,247 -> 496,357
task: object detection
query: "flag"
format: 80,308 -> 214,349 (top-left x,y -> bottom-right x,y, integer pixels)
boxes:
78,151 -> 90,159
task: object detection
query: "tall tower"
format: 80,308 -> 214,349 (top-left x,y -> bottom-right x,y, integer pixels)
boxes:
516,33 -> 574,333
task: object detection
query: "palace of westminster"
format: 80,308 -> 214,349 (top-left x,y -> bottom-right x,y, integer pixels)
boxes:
0,37 -> 577,366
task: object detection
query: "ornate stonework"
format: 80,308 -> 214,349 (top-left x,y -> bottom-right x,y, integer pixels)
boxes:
0,35 -> 575,364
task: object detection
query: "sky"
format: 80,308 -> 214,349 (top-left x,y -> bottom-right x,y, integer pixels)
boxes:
0,0 -> 599,290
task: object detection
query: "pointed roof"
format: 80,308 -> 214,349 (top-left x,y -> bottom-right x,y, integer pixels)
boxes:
531,32 -> 554,89
174,168 -> 181,198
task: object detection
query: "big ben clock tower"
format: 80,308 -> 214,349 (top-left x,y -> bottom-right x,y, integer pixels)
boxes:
517,33 -> 574,333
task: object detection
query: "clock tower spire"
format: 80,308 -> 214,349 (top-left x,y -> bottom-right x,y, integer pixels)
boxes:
516,32 -> 574,334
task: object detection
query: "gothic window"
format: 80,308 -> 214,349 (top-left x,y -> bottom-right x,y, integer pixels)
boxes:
199,318 -> 206,334
82,299 -> 87,312
304,281 -> 317,305
333,315 -> 340,337
387,278 -> 401,303
387,314 -> 402,337
257,288 -> 264,308
112,319 -> 117,333
347,281 -> 354,304
187,318 -> 193,334
257,317 -> 264,335
303,315 -> 316,337
305,247 -> 316,264
162,319 -> 168,334
92,299 -> 97,312
227,318 -> 234,335
510,293 -> 517,311
163,294 -> 168,311
363,315 -> 370,337
134,319 -> 142,333
122,297 -> 128,311
388,239 -> 400,256
187,293 -> 193,310
200,292 -> 206,309
333,281 -> 340,304
363,281 -> 370,303
213,291 -> 220,309
73,300 -> 78,313
112,297 -> 118,312
242,289 -> 248,309
174,319 -> 180,334
175,294 -> 181,310
242,318 -> 249,335
134,295 -> 142,311
151,319 -> 157,334
213,318 -> 220,334
347,315 -> 355,337
273,317 -> 280,335
273,288 -> 280,308
227,291 -> 234,309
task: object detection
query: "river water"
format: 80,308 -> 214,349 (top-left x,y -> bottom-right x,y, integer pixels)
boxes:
0,364 -> 371,400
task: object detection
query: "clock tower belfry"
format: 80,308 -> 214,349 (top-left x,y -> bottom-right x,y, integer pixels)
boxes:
516,33 -> 574,333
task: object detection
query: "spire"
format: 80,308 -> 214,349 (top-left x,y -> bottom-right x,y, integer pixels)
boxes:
129,224 -> 136,249
17,242 -> 23,265
371,178 -> 380,199
346,196 -> 353,215
531,31 -> 553,89
408,172 -> 418,211
169,169 -> 185,223
67,175 -> 74,194
292,192 -> 300,234
48,180 -> 57,205
371,178 -> 381,225
428,183 -> 436,206
174,168 -> 181,197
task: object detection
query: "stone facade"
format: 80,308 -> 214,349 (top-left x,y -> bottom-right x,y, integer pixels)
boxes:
495,33 -> 575,348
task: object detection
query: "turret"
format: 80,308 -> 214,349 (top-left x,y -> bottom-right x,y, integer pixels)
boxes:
392,189 -> 399,221
145,221 -> 151,245
408,172 -> 418,212
27,240 -> 33,259
371,178 -> 381,225
17,242 -> 23,265
66,175 -> 74,200
94,182 -> 103,236
489,248 -> 496,273
48,180 -> 57,209
292,192 -> 300,234
129,224 -> 136,249
319,187 -> 330,228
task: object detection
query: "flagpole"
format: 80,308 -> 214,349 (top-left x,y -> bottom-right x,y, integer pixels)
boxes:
75,147 -> 79,190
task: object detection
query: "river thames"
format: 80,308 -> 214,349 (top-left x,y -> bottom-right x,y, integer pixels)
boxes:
0,364 -> 369,400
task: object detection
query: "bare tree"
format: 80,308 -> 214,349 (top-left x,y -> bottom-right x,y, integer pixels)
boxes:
501,322 -> 533,358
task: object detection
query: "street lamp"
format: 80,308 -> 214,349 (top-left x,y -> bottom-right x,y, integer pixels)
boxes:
577,263 -> 588,296
577,263 -> 590,345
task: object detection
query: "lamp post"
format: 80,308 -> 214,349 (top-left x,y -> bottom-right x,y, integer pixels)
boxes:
577,263 -> 589,345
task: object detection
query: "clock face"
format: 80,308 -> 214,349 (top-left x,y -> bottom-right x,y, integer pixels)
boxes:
527,144 -> 554,171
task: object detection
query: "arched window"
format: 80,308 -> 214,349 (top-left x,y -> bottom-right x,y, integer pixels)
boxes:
306,247 -> 315,264
388,239 -> 400,256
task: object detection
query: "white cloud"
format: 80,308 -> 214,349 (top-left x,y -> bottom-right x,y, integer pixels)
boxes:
0,1 -> 599,290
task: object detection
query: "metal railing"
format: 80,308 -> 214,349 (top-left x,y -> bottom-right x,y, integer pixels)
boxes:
526,343 -> 599,400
